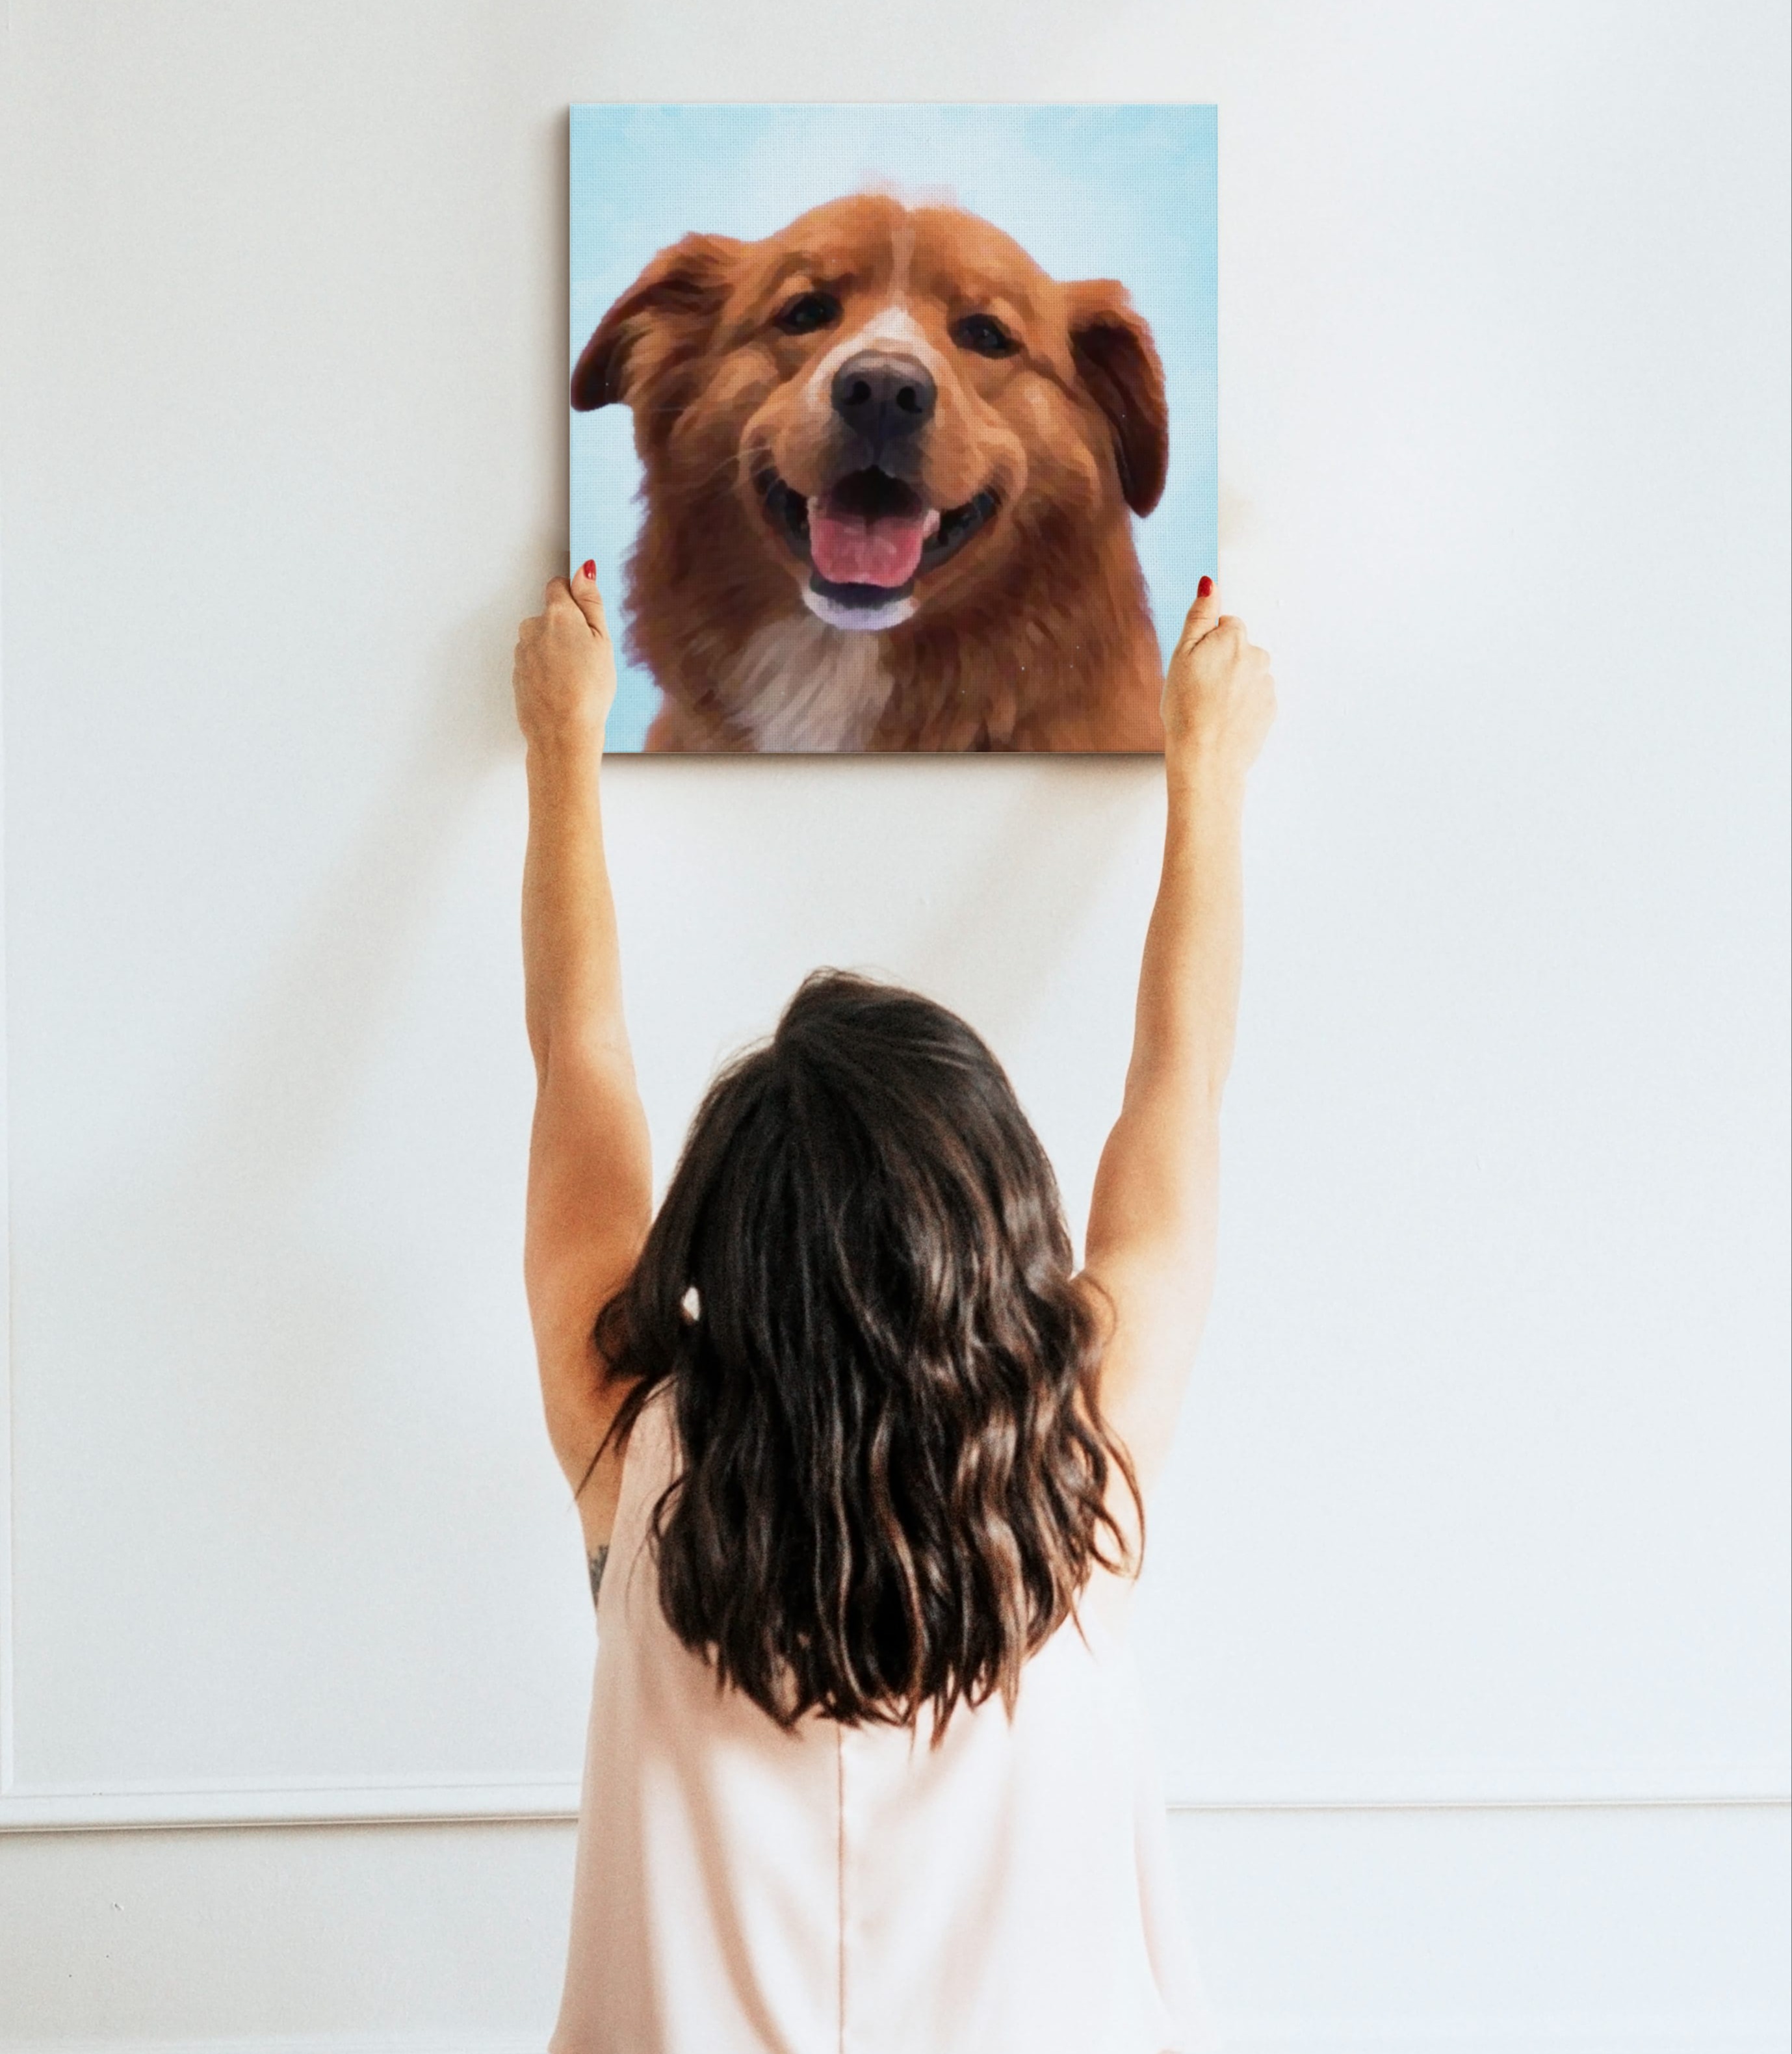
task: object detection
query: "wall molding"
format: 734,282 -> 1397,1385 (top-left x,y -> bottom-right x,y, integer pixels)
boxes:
1161,1756 -> 1792,1813
0,2022 -> 1786,2054
0,1778 -> 580,1834
2,1762 -> 1786,1834
1217,2023 -> 1788,2052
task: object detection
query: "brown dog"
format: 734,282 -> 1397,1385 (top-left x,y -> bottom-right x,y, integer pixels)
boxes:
573,192 -> 1169,752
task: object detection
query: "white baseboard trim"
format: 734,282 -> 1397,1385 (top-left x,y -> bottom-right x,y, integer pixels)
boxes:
1221,2021 -> 1789,2051
0,2043 -> 547,2054
1164,1756 -> 1792,1814
0,1779 -> 580,1834
0,2023 -> 1785,2054
0,2044 -> 545,2054
2,1760 -> 1787,1834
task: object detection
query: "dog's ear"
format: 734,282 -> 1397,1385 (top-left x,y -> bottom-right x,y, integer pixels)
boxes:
1065,282 -> 1169,516
571,231 -> 744,412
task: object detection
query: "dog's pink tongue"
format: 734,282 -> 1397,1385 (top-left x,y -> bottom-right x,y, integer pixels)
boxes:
809,503 -> 928,588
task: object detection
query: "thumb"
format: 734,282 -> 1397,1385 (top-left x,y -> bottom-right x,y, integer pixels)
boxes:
570,558 -> 609,637
1178,573 -> 1219,647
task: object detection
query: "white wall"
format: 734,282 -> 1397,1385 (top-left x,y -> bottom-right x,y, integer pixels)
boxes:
1,1 -> 1786,2049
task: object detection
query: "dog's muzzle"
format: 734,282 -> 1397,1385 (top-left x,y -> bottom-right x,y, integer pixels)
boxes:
757,465 -> 999,633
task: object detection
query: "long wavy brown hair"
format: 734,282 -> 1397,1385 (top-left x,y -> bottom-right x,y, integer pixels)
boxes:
588,968 -> 1141,1734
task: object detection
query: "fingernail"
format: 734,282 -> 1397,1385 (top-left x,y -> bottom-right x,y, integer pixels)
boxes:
1198,575 -> 1214,599
580,560 -> 596,581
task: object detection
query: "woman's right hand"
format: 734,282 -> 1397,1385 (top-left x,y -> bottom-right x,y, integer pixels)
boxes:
1162,576 -> 1277,780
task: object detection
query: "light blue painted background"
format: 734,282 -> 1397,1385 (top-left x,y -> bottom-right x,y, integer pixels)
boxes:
570,104 -> 1218,751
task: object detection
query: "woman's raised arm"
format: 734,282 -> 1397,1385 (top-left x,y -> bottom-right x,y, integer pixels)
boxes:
1080,577 -> 1277,1502
514,566 -> 652,1557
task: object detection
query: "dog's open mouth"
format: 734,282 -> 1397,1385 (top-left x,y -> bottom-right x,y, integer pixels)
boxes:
758,467 -> 998,610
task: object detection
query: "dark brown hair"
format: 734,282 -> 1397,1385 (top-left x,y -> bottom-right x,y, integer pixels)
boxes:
588,969 -> 1140,1734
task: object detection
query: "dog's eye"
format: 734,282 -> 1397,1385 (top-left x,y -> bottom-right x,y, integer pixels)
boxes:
951,313 -> 1018,359
773,292 -> 841,336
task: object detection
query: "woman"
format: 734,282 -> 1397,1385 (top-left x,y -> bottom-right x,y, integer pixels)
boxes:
513,564 -> 1275,2053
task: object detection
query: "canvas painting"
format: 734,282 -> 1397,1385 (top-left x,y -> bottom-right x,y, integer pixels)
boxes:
569,104 -> 1217,753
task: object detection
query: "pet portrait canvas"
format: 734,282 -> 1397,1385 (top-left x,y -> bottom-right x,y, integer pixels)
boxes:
569,105 -> 1217,753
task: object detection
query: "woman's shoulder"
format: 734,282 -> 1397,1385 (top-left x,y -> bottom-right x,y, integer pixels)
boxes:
1070,1554 -> 1141,1652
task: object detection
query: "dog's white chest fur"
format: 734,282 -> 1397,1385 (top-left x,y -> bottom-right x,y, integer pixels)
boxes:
729,614 -> 895,754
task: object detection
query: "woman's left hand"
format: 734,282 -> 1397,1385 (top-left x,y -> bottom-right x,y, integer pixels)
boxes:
513,562 -> 617,748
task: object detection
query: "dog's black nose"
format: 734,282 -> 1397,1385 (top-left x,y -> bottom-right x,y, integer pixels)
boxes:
831,352 -> 936,456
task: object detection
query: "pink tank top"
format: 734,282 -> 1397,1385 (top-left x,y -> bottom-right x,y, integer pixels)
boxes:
550,1386 -> 1221,2054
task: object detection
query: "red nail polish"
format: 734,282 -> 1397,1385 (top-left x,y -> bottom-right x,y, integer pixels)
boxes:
580,560 -> 596,580
1198,575 -> 1214,599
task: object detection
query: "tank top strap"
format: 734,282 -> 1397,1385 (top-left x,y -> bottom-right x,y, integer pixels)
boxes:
593,1383 -> 679,1636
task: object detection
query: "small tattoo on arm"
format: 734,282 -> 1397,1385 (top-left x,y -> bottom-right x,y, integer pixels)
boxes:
588,1545 -> 610,1609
